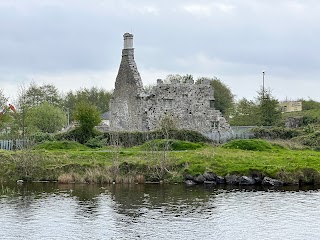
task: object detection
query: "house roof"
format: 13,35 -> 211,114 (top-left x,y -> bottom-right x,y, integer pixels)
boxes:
101,111 -> 110,120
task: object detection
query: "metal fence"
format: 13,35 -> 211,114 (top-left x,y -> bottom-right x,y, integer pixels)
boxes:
230,126 -> 256,140
0,139 -> 32,151
206,126 -> 257,143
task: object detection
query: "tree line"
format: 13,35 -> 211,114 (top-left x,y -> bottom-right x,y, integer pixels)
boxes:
0,75 -> 317,143
0,83 -> 112,140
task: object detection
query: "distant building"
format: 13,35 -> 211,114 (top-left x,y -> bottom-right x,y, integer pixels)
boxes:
101,111 -> 110,125
279,101 -> 302,113
109,33 -> 232,141
95,111 -> 110,132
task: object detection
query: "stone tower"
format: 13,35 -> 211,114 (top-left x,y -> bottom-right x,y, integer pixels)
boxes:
109,33 -> 144,131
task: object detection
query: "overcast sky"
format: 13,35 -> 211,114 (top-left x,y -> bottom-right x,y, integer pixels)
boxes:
1,0 -> 320,102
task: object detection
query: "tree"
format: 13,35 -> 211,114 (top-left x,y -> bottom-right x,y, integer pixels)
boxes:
164,74 -> 194,83
229,98 -> 260,126
0,89 -> 12,133
0,89 -> 8,107
25,102 -> 67,133
74,101 -> 101,143
210,78 -> 234,117
257,88 -> 281,126
15,85 -> 29,138
230,89 -> 281,126
164,74 -> 183,83
197,77 -> 234,118
15,84 -> 63,137
64,87 -> 112,121
23,82 -> 63,108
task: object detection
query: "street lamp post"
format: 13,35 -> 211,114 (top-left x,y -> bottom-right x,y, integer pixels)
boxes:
65,107 -> 70,127
262,70 -> 265,99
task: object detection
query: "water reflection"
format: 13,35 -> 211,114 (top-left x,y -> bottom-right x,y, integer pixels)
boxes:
0,183 -> 320,240
1,182 -> 319,215
107,184 -> 216,218
1,183 -> 217,219
1,183 -> 105,221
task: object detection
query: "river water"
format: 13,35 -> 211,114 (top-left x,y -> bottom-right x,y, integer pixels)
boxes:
0,183 -> 320,240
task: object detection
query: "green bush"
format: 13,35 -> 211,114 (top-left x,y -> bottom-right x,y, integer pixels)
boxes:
302,113 -> 320,125
57,128 -> 212,147
223,139 -> 284,151
185,164 -> 207,175
92,129 -> 212,148
282,109 -> 320,126
171,140 -> 205,150
302,100 -> 320,111
30,132 -> 55,143
304,124 -> 315,134
140,139 -> 205,151
292,132 -> 320,148
84,137 -> 105,148
33,140 -> 89,150
55,128 -> 102,143
252,127 -> 300,139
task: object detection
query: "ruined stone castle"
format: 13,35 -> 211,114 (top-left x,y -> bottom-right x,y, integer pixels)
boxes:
109,33 -> 231,141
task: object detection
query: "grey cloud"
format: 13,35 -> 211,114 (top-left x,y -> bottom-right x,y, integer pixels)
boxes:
0,0 -> 320,100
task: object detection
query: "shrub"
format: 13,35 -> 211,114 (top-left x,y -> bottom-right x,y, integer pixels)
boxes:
11,150 -> 44,181
222,139 -> 283,151
30,132 -> 55,143
140,139 -> 205,151
98,129 -> 212,148
55,128 -> 102,143
292,132 -> 320,148
57,128 -> 212,147
85,137 -> 105,148
304,124 -> 315,134
185,164 -> 207,175
252,127 -> 300,139
74,101 -> 102,143
33,140 -> 89,150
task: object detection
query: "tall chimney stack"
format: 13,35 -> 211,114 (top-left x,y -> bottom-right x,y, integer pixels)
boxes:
123,33 -> 134,49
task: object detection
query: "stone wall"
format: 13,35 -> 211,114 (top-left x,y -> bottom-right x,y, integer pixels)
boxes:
142,78 -> 230,136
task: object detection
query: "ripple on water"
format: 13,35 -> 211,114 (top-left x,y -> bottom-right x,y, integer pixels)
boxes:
0,185 -> 320,240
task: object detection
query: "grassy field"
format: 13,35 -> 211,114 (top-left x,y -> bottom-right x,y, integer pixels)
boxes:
1,139 -> 320,185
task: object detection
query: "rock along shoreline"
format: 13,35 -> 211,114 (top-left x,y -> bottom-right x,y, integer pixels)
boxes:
185,172 -> 290,187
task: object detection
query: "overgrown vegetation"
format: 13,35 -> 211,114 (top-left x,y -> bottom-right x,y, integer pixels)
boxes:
140,139 -> 206,151
1,139 -> 320,185
248,98 -> 320,149
33,140 -> 90,151
58,129 -> 212,148
292,132 -> 320,149
222,139 -> 284,151
252,127 -> 300,139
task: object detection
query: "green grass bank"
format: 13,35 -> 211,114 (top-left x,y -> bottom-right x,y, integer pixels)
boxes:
1,139 -> 320,185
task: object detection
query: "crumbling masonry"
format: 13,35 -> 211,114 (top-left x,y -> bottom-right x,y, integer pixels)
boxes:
109,33 -> 232,141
